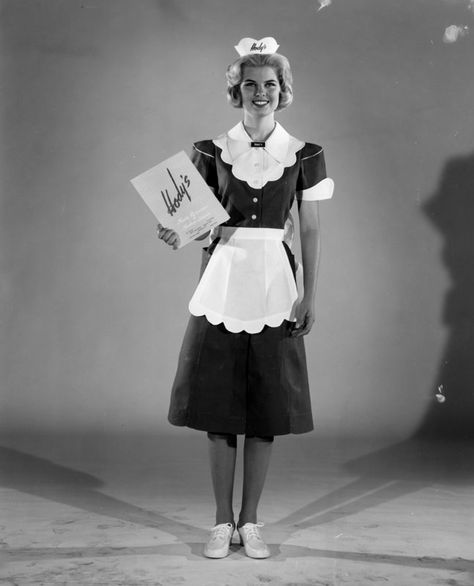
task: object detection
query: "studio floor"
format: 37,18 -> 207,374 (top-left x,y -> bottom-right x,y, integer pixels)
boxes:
0,432 -> 472,586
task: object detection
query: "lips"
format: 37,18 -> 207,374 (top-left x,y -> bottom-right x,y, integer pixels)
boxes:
253,100 -> 269,107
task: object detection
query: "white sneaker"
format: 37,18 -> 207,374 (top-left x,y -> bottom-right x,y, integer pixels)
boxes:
203,523 -> 235,558
238,522 -> 270,559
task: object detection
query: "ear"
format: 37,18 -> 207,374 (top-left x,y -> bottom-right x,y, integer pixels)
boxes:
231,85 -> 242,107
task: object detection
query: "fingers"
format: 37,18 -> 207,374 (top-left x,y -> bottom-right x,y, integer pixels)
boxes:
291,312 -> 315,337
156,224 -> 180,250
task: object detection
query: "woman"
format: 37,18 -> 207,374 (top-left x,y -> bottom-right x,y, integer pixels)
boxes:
158,36 -> 334,559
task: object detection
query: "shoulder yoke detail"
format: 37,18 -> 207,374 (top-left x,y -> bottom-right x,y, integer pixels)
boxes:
300,142 -> 323,161
193,140 -> 215,158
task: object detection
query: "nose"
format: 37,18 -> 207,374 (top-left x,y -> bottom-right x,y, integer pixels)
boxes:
255,85 -> 266,96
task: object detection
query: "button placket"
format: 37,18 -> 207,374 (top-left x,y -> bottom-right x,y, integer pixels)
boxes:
249,148 -> 264,223
251,185 -> 264,224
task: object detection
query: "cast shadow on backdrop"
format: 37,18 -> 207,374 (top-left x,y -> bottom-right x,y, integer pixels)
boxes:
1,154 -> 474,568
299,149 -> 474,559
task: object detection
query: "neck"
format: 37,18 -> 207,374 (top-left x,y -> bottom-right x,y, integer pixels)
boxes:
242,114 -> 276,141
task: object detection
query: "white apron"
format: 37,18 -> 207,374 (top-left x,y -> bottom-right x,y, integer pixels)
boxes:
188,227 -> 299,334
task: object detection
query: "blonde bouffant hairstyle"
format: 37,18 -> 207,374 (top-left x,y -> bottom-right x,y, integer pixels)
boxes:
226,53 -> 293,111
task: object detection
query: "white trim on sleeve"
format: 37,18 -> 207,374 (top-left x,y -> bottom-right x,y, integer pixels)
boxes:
299,177 -> 334,201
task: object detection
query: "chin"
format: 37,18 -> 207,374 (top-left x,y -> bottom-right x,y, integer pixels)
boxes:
253,105 -> 277,115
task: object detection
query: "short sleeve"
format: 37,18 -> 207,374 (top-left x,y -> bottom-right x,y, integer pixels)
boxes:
191,140 -> 218,192
296,143 -> 334,201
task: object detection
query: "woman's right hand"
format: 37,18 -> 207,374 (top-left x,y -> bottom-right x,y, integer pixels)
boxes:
156,223 -> 180,250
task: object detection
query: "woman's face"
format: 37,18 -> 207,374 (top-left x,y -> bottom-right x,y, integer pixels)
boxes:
239,65 -> 281,117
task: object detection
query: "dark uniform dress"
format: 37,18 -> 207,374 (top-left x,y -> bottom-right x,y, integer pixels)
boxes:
167,122 -> 333,436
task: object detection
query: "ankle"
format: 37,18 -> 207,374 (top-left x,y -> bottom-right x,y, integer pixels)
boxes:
237,515 -> 257,528
216,516 -> 235,527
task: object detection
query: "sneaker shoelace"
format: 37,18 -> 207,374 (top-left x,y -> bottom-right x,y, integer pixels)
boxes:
243,522 -> 265,541
210,523 -> 233,542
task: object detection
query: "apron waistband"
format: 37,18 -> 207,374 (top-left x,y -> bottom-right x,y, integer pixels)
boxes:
212,226 -> 284,241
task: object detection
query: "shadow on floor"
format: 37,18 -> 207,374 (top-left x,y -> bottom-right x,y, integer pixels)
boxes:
0,445 -> 207,560
272,437 -> 474,540
1,438 -> 473,568
3,541 -> 472,573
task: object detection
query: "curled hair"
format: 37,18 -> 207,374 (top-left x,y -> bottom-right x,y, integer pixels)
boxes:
226,53 -> 293,111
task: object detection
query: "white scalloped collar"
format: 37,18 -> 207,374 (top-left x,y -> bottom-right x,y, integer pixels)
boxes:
227,121 -> 293,162
213,122 -> 304,188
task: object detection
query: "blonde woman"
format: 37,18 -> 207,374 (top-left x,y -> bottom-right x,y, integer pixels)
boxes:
158,37 -> 334,559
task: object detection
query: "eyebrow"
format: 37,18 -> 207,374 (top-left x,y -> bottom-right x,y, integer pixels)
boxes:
242,77 -> 278,83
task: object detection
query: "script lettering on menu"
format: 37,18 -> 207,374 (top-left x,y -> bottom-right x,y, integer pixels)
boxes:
161,168 -> 191,216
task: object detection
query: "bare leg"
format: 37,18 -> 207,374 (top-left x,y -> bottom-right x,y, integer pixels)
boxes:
238,435 -> 274,527
207,432 -> 237,526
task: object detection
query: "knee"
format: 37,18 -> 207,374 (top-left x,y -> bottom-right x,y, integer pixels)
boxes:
207,432 -> 237,448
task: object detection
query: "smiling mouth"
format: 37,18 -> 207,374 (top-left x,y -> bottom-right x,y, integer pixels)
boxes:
253,100 -> 269,106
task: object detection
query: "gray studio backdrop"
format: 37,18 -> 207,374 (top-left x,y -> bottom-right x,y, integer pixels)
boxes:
1,0 -> 473,438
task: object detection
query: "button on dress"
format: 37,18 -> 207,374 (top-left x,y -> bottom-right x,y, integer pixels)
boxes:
168,122 -> 334,436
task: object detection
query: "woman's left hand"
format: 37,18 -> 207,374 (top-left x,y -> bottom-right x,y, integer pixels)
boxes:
291,298 -> 315,337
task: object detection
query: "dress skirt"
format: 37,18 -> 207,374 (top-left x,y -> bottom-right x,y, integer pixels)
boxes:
167,315 -> 314,436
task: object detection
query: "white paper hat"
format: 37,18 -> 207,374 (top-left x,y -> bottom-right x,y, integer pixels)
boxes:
234,37 -> 280,57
